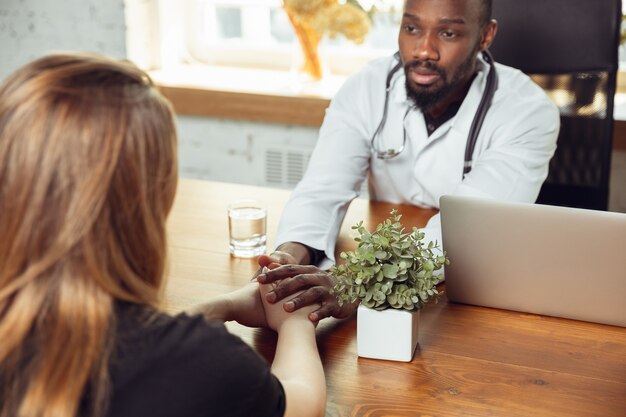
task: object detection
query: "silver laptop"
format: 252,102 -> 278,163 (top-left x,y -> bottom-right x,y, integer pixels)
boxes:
440,195 -> 626,327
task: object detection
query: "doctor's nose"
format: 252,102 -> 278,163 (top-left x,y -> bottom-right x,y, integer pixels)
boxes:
413,36 -> 439,61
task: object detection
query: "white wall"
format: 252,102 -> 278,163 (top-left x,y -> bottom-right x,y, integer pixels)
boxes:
0,0 -> 126,80
177,115 -> 318,188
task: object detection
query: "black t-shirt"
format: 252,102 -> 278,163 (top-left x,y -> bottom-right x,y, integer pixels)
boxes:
105,303 -> 285,417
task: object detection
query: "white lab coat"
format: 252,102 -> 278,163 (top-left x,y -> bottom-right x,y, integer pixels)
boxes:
276,54 -> 560,269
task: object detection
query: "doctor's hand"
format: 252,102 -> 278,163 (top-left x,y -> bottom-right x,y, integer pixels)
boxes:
256,264 -> 359,322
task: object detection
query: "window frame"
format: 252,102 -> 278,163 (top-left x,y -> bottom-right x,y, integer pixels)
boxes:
126,0 -> 402,76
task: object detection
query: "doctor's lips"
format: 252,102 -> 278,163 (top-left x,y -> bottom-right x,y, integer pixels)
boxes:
405,60 -> 445,86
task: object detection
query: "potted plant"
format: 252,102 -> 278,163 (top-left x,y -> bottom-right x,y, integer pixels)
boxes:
330,210 -> 448,362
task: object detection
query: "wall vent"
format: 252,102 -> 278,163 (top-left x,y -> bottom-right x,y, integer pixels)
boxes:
264,147 -> 368,198
264,148 -> 311,188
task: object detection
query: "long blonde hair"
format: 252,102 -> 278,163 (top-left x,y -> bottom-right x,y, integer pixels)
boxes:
0,53 -> 178,417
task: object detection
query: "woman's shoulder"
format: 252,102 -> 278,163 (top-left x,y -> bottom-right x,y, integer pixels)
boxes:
114,302 -> 234,354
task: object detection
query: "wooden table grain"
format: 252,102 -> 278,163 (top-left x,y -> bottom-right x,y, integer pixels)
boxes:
164,179 -> 626,417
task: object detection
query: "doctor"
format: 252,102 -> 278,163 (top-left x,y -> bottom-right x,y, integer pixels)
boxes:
257,0 -> 559,322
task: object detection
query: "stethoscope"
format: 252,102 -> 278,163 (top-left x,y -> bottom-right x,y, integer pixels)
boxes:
370,49 -> 498,177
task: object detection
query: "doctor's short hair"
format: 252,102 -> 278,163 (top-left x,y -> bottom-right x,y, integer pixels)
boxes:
479,0 -> 493,27
404,0 -> 492,28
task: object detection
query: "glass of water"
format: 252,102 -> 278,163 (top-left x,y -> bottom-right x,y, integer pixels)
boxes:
227,200 -> 267,258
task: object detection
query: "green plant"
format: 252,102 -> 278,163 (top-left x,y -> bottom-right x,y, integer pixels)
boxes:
330,210 -> 448,311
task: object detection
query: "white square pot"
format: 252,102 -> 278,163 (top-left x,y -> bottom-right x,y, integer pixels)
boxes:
357,304 -> 420,362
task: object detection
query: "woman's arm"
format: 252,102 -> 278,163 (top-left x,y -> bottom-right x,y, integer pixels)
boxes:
188,282 -> 267,328
259,283 -> 326,417
190,280 -> 326,416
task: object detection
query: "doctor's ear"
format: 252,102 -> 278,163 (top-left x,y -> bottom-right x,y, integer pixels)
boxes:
479,19 -> 498,51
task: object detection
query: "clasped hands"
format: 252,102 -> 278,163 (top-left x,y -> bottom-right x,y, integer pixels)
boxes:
221,250 -> 358,330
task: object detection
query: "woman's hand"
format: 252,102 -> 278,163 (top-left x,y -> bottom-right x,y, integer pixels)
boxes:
192,282 -> 268,328
259,280 -> 318,331
224,282 -> 268,328
258,250 -> 298,269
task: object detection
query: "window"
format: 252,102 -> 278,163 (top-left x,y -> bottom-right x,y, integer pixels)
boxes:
189,0 -> 403,75
126,0 -> 404,77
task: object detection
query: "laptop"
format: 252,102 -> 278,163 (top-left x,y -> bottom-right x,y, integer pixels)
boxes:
439,195 -> 626,327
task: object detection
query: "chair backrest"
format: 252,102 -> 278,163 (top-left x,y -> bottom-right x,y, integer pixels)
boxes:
489,0 -> 622,210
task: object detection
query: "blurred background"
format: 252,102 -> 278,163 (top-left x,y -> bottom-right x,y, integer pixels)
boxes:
0,0 -> 624,212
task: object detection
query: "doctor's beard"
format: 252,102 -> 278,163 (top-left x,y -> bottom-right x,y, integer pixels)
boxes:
404,49 -> 478,113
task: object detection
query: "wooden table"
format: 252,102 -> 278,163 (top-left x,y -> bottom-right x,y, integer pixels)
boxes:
165,179 -> 626,417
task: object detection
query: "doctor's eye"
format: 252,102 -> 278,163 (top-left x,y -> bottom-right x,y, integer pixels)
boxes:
440,30 -> 458,39
401,24 -> 418,34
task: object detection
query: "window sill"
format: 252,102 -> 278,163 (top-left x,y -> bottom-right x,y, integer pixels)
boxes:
153,65 -> 626,150
150,64 -> 339,127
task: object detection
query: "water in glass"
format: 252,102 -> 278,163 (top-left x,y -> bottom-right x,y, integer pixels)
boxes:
228,201 -> 267,258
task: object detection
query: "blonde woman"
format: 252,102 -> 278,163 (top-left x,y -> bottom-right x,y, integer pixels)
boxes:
0,54 -> 325,417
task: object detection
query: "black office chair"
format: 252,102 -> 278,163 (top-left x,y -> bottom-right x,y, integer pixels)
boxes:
489,0 -> 622,210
